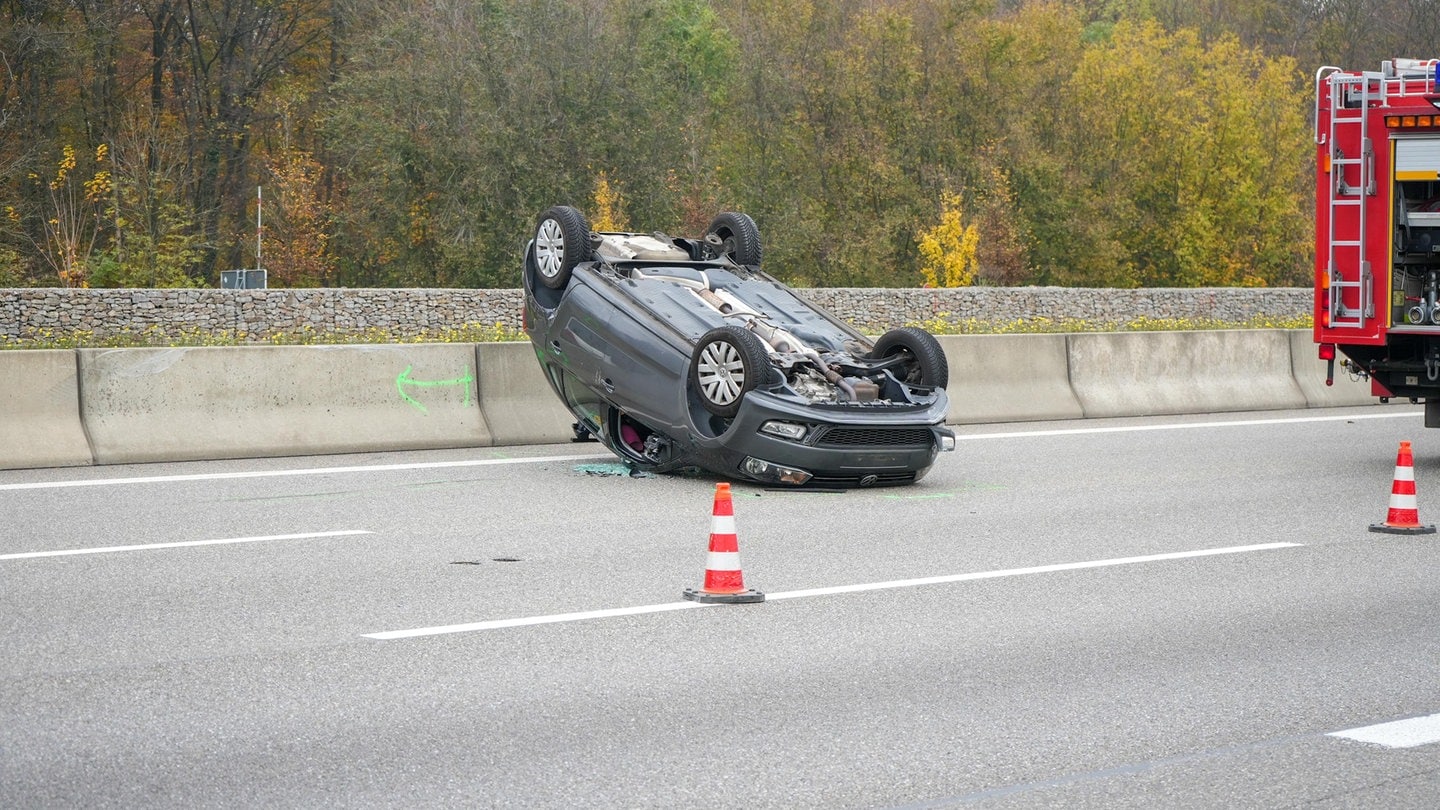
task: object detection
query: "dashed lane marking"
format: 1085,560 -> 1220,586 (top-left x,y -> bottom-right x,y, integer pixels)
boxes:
0,454 -> 612,491
1329,713 -> 1440,749
958,410 -> 1418,441
361,541 -> 1302,640
0,530 -> 372,560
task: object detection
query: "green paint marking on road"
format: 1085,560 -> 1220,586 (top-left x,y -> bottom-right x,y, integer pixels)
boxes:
402,478 -> 495,492
224,490 -> 367,504
396,365 -> 475,414
881,482 -> 1004,501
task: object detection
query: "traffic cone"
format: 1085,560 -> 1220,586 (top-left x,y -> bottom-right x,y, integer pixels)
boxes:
1370,440 -> 1436,535
683,483 -> 765,604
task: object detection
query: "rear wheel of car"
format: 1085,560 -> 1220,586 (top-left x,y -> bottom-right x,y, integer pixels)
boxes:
872,326 -> 949,389
704,212 -> 762,266
533,205 -> 592,289
690,325 -> 771,418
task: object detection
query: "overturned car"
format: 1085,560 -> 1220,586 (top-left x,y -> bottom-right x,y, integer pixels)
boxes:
521,205 -> 955,487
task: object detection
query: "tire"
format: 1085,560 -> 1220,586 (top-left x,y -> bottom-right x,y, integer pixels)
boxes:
690,325 -> 772,418
533,205 -> 592,289
704,212 -> 762,266
872,326 -> 949,389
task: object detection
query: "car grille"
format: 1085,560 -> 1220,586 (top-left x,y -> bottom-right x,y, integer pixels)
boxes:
810,425 -> 936,448
806,471 -> 918,488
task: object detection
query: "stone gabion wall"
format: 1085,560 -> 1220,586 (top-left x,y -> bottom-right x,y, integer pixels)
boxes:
0,289 -> 522,340
0,286 -> 1313,341
801,287 -> 1313,328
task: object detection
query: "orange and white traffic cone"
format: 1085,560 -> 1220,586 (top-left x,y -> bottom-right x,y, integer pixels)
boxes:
683,483 -> 765,604
1370,440 -> 1436,535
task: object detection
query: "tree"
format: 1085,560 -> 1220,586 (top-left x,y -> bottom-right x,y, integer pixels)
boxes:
916,191 -> 980,287
591,172 -> 629,233
87,103 -> 204,288
27,143 -> 111,287
162,0 -> 333,278
263,147 -> 335,286
1049,21 -> 1310,286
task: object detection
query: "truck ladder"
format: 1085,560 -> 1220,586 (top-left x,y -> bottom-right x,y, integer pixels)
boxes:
1322,70 -> 1379,329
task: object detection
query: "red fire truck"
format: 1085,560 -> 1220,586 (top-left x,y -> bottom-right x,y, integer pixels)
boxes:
1314,59 -> 1440,425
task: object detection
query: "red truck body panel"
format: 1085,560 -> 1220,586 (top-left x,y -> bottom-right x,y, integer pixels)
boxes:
1313,61 -> 1440,415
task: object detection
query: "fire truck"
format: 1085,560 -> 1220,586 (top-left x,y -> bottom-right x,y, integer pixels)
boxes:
1314,59 -> 1440,425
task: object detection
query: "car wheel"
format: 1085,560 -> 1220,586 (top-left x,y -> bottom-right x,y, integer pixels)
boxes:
533,205 -> 592,289
690,325 -> 772,418
872,326 -> 949,389
704,212 -> 762,266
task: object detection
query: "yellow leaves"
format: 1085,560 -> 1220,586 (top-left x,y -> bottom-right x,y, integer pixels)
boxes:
916,192 -> 979,288
590,171 -> 627,232
908,313 -> 1314,335
57,144 -> 76,177
84,170 -> 113,204
407,195 -> 432,248
49,144 -> 80,191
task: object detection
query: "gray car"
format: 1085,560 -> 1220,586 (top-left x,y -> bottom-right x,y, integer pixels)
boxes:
521,205 -> 955,487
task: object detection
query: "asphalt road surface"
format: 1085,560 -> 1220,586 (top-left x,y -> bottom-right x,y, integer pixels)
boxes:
3,404 -> 1439,808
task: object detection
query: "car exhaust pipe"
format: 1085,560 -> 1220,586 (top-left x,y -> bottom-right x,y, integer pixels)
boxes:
746,319 -> 805,354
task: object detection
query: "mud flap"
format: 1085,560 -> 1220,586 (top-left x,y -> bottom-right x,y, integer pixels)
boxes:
1426,399 -> 1440,429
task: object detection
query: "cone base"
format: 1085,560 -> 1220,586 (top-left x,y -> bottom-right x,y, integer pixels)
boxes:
1369,522 -> 1437,535
683,587 -> 765,604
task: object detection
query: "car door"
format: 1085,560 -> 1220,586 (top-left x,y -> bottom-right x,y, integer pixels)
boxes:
548,277 -> 688,426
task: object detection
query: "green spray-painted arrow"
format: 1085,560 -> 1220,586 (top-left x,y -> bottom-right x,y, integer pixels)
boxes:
396,365 -> 475,414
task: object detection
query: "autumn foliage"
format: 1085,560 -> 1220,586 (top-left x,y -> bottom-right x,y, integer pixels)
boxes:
0,1 -> 1430,288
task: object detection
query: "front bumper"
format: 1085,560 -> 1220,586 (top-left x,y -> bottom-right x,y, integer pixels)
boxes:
700,389 -> 954,487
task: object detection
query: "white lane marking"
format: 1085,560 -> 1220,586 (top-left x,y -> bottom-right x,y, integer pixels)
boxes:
364,602 -> 711,639
959,410 -> 1417,441
1329,713 -> 1440,748
761,542 -> 1300,600
0,530 -> 372,561
0,411 -> 1416,492
362,541 -> 1301,640
0,454 -> 611,491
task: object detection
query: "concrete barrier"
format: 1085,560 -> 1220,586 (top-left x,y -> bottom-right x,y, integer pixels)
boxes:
935,334 -> 1084,424
2,329 -> 1410,472
78,344 -> 491,464
1288,329 -> 1379,408
0,350 -> 93,470
1068,329 -> 1308,418
475,342 -> 577,444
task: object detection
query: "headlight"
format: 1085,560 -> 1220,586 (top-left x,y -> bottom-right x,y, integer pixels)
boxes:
759,420 -> 809,441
